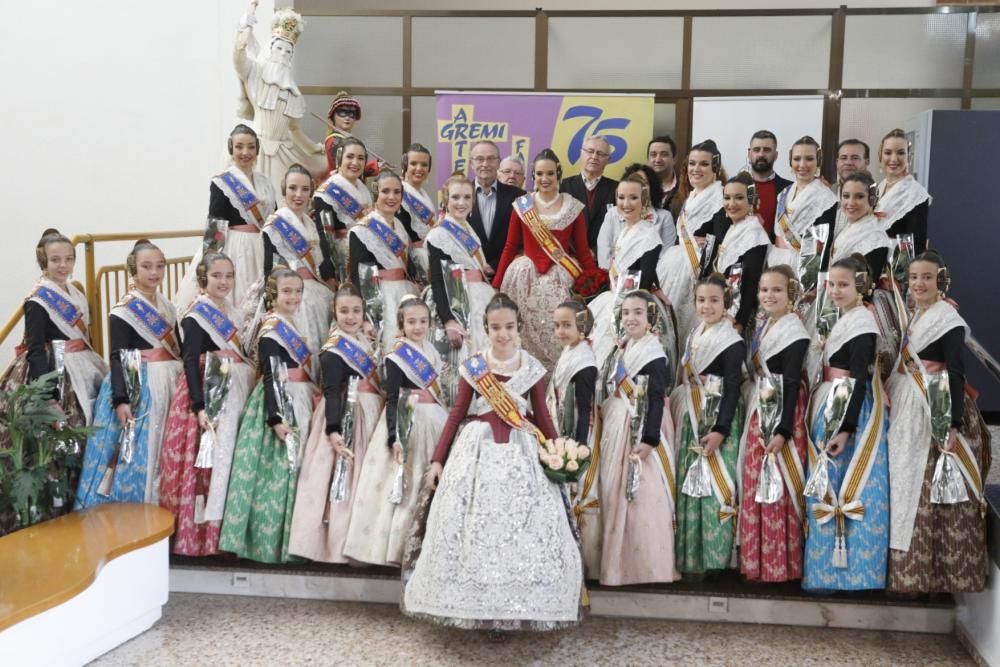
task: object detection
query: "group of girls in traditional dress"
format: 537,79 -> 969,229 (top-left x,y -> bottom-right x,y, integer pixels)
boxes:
3,119 -> 986,634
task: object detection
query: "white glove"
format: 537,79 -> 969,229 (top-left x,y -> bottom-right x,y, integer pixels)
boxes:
238,13 -> 258,29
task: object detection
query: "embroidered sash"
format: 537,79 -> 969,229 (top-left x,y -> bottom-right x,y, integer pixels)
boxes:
30,285 -> 88,339
461,353 -> 547,443
390,340 -> 441,400
218,170 -> 264,225
187,299 -> 245,360
271,213 -> 318,276
675,216 -> 702,277
402,187 -> 435,228
323,333 -> 378,384
363,215 -> 408,260
121,294 -> 181,359
261,315 -> 312,376
319,179 -> 366,221
513,195 -> 582,280
439,217 -> 489,271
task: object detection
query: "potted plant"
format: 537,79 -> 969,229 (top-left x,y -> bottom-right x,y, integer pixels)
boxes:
0,371 -> 91,536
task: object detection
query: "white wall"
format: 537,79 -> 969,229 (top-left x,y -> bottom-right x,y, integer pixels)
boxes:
0,0 -> 277,358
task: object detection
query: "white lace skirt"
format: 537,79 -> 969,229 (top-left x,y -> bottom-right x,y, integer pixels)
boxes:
403,421 -> 582,628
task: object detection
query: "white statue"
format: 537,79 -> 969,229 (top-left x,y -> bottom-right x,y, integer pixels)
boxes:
235,2 -> 325,195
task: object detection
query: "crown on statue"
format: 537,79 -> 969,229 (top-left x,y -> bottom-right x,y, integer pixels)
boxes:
271,8 -> 305,45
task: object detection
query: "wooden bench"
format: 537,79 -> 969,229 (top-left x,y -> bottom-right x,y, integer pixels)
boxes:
0,503 -> 174,665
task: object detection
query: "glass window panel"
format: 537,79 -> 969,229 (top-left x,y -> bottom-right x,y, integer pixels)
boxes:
654,103 -> 676,139
294,17 -> 402,87
973,13 -> 1000,88
412,18 -> 534,89
410,95 -> 440,188
839,97 -> 962,180
548,17 -> 683,89
843,15 -> 965,89
691,16 -> 830,90
303,95 -> 402,163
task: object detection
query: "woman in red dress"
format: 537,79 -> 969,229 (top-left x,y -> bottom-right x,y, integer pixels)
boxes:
493,149 -> 598,369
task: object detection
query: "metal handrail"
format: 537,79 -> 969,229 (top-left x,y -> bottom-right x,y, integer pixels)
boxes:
0,230 -> 201,355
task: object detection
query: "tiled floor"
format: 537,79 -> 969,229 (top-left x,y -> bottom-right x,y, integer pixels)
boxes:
92,593 -> 974,666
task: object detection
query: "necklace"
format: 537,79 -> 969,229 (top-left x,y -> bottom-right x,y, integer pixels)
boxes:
487,348 -> 519,373
536,192 -> 560,207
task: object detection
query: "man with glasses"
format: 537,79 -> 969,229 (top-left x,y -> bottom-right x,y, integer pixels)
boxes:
323,90 -> 378,178
560,135 -> 618,251
467,140 -> 525,271
498,156 -> 526,190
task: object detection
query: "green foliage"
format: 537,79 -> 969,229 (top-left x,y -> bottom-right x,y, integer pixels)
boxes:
0,371 -> 92,535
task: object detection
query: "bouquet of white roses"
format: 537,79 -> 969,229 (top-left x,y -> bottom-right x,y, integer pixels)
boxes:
538,437 -> 591,484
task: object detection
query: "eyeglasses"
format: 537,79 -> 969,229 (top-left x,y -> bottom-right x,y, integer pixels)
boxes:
498,168 -> 522,175
582,147 -> 610,159
471,155 -> 499,164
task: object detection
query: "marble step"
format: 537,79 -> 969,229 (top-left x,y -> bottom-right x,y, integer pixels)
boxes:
170,560 -> 955,634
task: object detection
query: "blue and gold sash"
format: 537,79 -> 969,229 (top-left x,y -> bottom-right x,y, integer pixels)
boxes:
190,300 -> 243,356
125,295 -> 180,358
219,171 -> 263,225
262,316 -> 312,370
363,215 -> 407,259
272,214 -> 318,274
402,189 -> 434,227
440,217 -> 488,269
326,334 -> 379,384
32,285 -> 87,337
392,340 -> 441,399
320,180 -> 365,221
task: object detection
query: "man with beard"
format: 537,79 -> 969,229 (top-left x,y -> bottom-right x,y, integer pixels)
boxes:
747,130 -> 792,240
235,4 -> 326,196
647,136 -> 679,211
560,135 -> 618,251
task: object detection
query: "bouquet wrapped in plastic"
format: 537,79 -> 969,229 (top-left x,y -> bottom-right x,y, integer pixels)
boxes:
269,356 -> 301,471
681,374 -> 724,499
754,373 -> 784,504
97,349 -> 142,497
803,376 -> 856,501
194,353 -> 234,470
389,389 -> 417,504
928,370 -> 968,504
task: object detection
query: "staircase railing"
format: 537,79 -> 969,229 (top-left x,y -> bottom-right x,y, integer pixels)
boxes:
0,230 -> 201,356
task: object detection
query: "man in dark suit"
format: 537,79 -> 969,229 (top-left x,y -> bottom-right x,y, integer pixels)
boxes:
560,135 -> 618,252
467,140 -> 525,271
748,129 -> 793,241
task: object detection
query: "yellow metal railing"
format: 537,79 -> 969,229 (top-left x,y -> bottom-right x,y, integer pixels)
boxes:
0,230 -> 201,357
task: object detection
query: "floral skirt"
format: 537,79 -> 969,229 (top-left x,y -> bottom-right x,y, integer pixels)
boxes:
158,361 -> 255,556
738,387 -> 808,583
499,257 -> 573,371
218,381 -> 314,564
75,360 -> 180,508
673,392 -> 744,575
